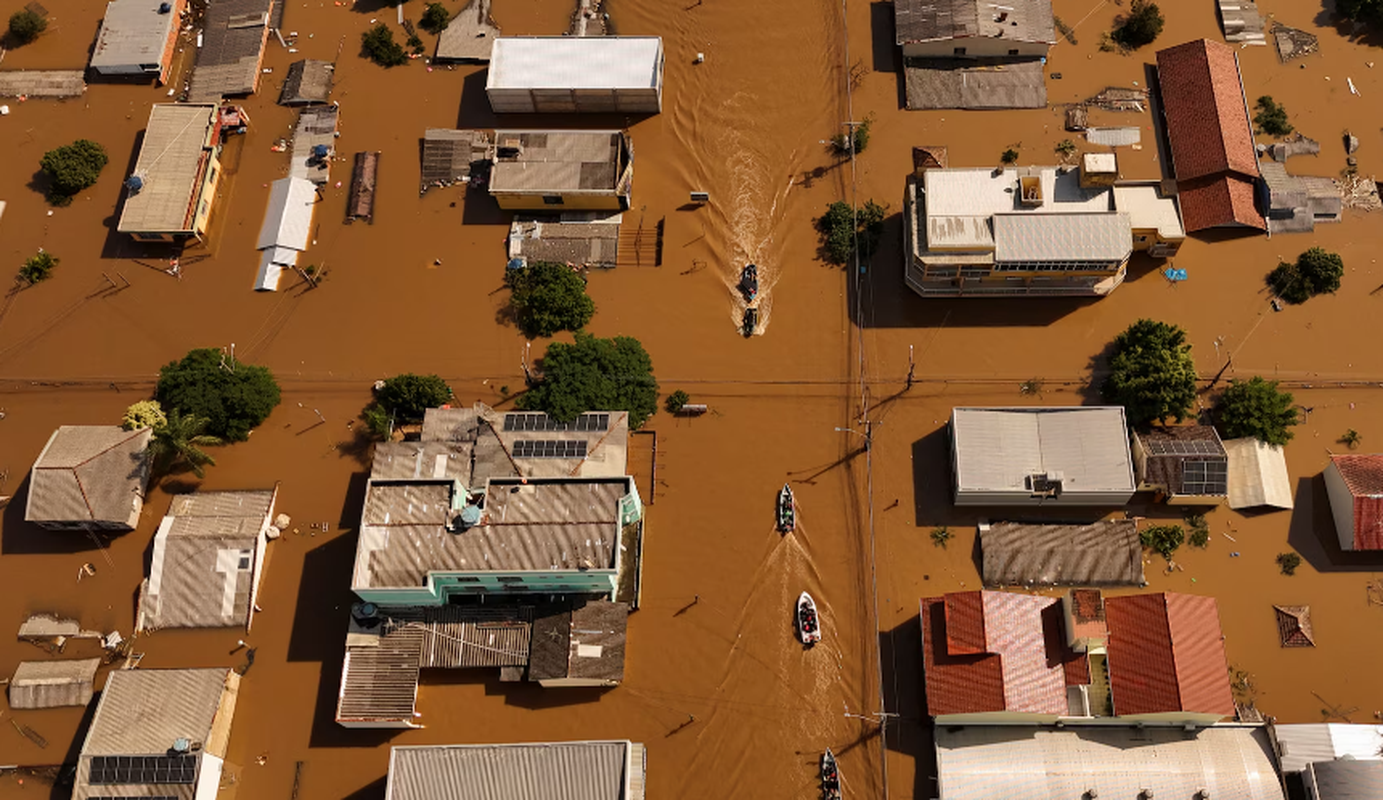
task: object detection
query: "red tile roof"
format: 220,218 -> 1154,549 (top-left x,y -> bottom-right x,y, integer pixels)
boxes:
1332,455 -> 1383,550
1156,39 -> 1260,182
1104,593 -> 1235,717
1176,174 -> 1265,232
921,591 -> 1078,717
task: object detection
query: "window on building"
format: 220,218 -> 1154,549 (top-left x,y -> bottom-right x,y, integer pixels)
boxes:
134,233 -> 165,242
542,196 -> 564,205
1008,49 -> 1019,55
497,576 -> 525,583
953,47 -> 967,55
453,576 -> 480,583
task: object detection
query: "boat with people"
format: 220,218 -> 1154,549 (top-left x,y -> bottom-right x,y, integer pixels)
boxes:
821,748 -> 842,800
777,484 -> 795,533
740,263 -> 759,301
797,591 -> 821,646
742,306 -> 757,338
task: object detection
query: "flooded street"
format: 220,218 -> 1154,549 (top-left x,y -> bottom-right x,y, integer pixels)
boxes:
1,0 -> 1383,796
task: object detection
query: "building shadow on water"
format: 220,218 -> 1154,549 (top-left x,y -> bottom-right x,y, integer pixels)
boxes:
341,777 -> 387,800
879,613 -> 937,800
1287,474 -> 1383,572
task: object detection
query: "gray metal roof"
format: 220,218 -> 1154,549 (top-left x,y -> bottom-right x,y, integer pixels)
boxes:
992,212 -> 1132,263
8,658 -> 100,709
952,407 -> 1136,494
529,600 -> 627,682
980,521 -> 1144,586
255,177 -> 316,251
187,0 -> 274,100
118,104 -> 219,234
386,740 -> 635,800
490,131 -> 624,196
1224,437 -> 1294,510
1275,724 -> 1383,772
1306,759 -> 1383,799
81,668 -> 237,757
894,0 -> 1055,45
487,36 -> 662,90
936,725 -> 1284,800
0,70 -> 86,98
26,425 -> 151,527
90,0 -> 179,70
278,59 -> 333,105
138,489 -> 277,631
371,441 -> 473,482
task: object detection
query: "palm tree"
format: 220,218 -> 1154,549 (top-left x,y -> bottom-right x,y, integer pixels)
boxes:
150,410 -> 222,478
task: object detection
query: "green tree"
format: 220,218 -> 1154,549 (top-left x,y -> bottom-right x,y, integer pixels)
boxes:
1254,96 -> 1293,137
1101,319 -> 1197,427
1055,139 -> 1077,157
1339,0 -> 1383,23
1000,148 -> 1019,165
518,333 -> 659,428
1140,524 -> 1185,560
664,390 -> 690,414
1268,247 -> 1343,304
818,200 -> 886,265
7,8 -> 45,44
122,399 -> 167,431
149,410 -> 222,479
419,2 -> 450,33
156,348 -> 282,442
1276,552 -> 1302,576
1111,0 -> 1164,48
1215,376 -> 1298,446
40,140 -> 109,203
17,250 -> 58,284
362,23 -> 407,67
374,373 -> 452,422
505,261 -> 596,338
830,116 -> 872,155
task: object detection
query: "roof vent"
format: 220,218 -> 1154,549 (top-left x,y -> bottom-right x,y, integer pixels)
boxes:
1195,790 -> 1210,800
1085,791 -> 1099,800
1029,472 -> 1063,497
158,1 -> 171,12
171,738 -> 191,753
1140,790 -> 1154,799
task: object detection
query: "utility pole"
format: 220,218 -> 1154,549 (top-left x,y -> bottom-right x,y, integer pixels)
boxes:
905,344 -> 915,390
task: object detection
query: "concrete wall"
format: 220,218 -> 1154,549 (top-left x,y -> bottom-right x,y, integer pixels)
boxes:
902,38 -> 1048,59
1324,462 -> 1357,551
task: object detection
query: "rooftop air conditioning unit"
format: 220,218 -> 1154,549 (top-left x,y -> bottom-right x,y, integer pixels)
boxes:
1029,471 -> 1064,497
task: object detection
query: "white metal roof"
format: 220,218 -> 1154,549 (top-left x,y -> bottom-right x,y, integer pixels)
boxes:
386,741 -> 635,800
118,104 -> 218,234
1276,724 -> 1383,773
993,212 -> 1131,262
1224,437 -> 1294,510
487,37 -> 662,90
90,0 -> 179,70
936,725 -> 1285,800
1113,183 -> 1186,239
952,407 -> 1136,494
255,177 -> 316,251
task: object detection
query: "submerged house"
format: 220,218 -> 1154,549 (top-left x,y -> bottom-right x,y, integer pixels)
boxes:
26,425 -> 152,531
1155,39 -> 1266,232
903,160 -> 1183,297
384,741 -> 647,800
1324,454 -> 1383,551
1132,425 -> 1229,504
488,130 -> 635,211
920,589 -> 1235,725
186,0 -> 275,101
137,488 -> 279,632
486,36 -> 664,113
118,103 -> 223,242
1225,437 -> 1294,511
8,658 -> 100,709
253,176 -> 317,291
978,520 -> 1145,587
950,407 -> 1136,506
88,0 -> 188,84
72,668 -> 240,800
893,0 -> 1055,59
1259,161 -> 1343,235
278,59 -> 333,105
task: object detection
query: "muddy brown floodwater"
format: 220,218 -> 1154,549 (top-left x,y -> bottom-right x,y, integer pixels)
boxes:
1,0 -> 1383,796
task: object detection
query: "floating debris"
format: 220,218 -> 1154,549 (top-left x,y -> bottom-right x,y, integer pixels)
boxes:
1272,23 -> 1318,63
1085,87 -> 1147,113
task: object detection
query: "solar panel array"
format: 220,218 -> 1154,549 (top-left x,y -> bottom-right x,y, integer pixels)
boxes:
89,755 -> 197,785
512,439 -> 589,459
1181,460 -> 1228,496
1146,438 -> 1222,456
502,413 -> 610,432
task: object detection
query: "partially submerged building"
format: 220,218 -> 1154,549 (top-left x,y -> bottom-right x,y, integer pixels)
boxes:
137,488 -> 279,632
893,0 -> 1055,58
187,0 -> 275,101
384,740 -> 647,800
26,425 -> 152,531
486,36 -> 664,113
903,162 -> 1183,297
1275,724 -> 1383,773
278,58 -> 333,105
1132,425 -> 1229,504
921,589 -> 1235,724
489,130 -> 634,211
72,668 -> 240,800
978,520 -> 1144,587
89,0 -> 187,84
1225,437 -> 1294,510
1324,454 -> 1383,551
1259,160 -> 1344,235
254,176 -> 317,290
950,407 -> 1136,506
118,103 -> 223,242
7,658 -> 100,709
1155,39 -> 1266,232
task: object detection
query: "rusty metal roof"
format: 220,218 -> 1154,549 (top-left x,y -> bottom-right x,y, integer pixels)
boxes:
1104,593 -> 1235,717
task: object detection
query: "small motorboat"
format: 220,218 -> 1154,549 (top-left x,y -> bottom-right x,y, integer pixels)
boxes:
797,591 -> 821,646
740,263 -> 759,301
742,306 -> 757,338
821,748 -> 842,800
777,484 -> 795,533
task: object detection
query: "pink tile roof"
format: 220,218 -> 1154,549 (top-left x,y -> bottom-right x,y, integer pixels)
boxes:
1156,39 -> 1260,182
1104,593 -> 1235,717
1332,455 -> 1383,550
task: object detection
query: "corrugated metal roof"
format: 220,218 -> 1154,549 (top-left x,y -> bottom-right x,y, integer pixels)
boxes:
0,70 -> 86,98
935,725 -> 1285,800
90,0 -> 179,70
1224,437 -> 1293,510
1276,724 -> 1383,773
118,104 -> 218,234
1307,759 -> 1383,799
139,490 -> 275,631
371,442 -> 473,482
386,741 -> 634,800
490,131 -> 622,195
980,520 -> 1144,586
1104,593 -> 1235,717
893,0 -> 1055,45
26,425 -> 152,527
951,407 -> 1135,495
255,177 -> 316,251
992,212 -> 1131,263
419,405 -> 630,483
81,668 -> 236,755
278,59 -> 333,105
8,658 -> 100,709
488,37 -> 662,90
337,638 -> 422,723
187,0 -> 273,100
379,605 -> 533,668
